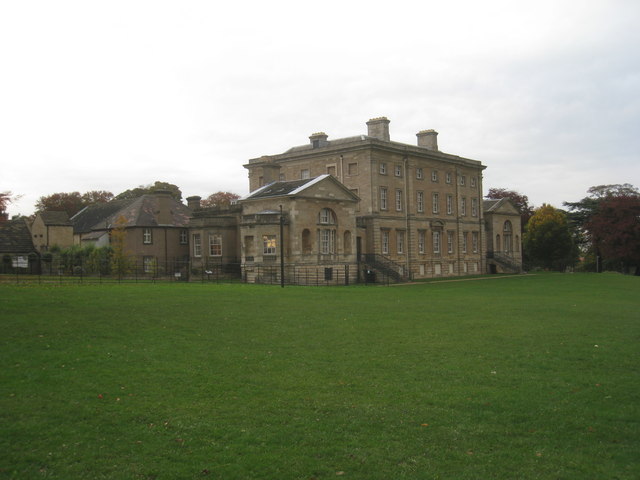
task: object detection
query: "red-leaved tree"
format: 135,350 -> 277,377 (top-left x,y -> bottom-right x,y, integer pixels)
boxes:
586,195 -> 640,274
200,191 -> 240,208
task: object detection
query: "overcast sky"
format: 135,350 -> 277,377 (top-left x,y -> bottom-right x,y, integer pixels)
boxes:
2,0 -> 639,217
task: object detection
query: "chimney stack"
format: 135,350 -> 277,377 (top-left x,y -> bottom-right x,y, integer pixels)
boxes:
186,195 -> 201,210
309,132 -> 329,148
416,129 -> 438,151
366,117 -> 390,141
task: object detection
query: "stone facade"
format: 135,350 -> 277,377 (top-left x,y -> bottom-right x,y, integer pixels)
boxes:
243,117 -> 495,279
188,116 -> 522,282
483,198 -> 523,273
30,211 -> 74,252
71,191 -> 192,273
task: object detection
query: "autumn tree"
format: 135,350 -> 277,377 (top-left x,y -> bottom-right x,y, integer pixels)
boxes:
523,204 -> 577,271
81,190 -> 114,204
110,215 -> 131,276
35,190 -> 114,217
35,192 -> 85,217
1,191 -> 20,223
485,188 -> 534,229
564,184 -> 640,272
200,191 -> 240,208
115,181 -> 182,201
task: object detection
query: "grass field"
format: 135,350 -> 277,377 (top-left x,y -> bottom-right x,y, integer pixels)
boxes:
1,273 -> 638,479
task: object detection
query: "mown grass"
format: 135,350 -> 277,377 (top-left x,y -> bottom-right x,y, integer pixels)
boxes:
1,273 -> 638,479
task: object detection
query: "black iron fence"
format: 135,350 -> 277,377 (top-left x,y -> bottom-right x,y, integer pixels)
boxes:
244,264 -> 355,286
0,254 -> 397,286
0,255 -> 241,285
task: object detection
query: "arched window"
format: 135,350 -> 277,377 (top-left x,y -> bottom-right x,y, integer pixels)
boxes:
302,229 -> 312,254
503,221 -> 513,253
319,208 -> 337,225
343,231 -> 352,255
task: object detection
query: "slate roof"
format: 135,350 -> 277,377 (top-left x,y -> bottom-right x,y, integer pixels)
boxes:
0,217 -> 36,254
102,195 -> 192,228
242,175 -> 357,202
38,211 -> 72,226
284,135 -> 372,154
483,199 -> 501,212
483,198 -> 519,214
71,199 -> 136,234
245,178 -> 316,199
70,194 -> 192,233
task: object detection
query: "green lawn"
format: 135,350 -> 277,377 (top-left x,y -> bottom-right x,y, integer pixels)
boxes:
1,274 -> 638,479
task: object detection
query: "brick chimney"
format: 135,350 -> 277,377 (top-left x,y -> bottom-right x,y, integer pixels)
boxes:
186,195 -> 201,210
366,117 -> 390,141
309,132 -> 329,148
416,129 -> 438,151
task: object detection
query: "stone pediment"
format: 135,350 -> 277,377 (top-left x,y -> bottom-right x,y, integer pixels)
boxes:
484,198 -> 520,215
296,175 -> 359,202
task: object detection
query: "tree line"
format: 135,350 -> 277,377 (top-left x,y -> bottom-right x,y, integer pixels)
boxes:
0,180 -> 240,221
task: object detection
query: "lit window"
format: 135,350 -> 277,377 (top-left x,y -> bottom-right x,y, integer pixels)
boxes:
417,191 -> 424,213
192,234 -> 202,257
396,189 -> 403,211
263,235 -> 277,255
432,193 -> 439,214
143,228 -> 152,244
209,234 -> 222,256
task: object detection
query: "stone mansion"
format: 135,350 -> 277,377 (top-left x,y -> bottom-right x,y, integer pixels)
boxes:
8,116 -> 521,282
188,117 -> 522,283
